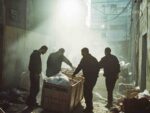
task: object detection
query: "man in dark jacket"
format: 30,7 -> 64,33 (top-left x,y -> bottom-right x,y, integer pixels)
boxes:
72,48 -> 99,113
46,48 -> 73,77
99,47 -> 120,109
26,45 -> 48,108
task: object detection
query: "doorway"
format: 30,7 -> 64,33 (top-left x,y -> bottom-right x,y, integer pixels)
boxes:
140,33 -> 147,91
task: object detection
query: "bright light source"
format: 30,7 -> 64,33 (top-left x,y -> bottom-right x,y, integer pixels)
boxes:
86,0 -> 91,27
101,24 -> 105,29
60,0 -> 80,17
58,0 -> 82,25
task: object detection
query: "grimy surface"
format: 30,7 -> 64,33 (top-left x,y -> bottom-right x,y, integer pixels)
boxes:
6,71 -> 121,113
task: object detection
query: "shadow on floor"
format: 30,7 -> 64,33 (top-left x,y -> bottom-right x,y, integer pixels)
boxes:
40,103 -> 84,113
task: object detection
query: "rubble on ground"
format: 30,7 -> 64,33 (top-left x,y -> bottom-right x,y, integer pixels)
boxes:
0,88 -> 28,113
115,86 -> 150,113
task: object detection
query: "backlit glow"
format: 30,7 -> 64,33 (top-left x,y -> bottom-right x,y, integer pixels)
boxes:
58,0 -> 83,25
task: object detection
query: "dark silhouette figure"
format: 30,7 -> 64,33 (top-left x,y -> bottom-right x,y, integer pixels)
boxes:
46,48 -> 73,77
99,47 -> 120,109
26,45 -> 48,109
72,48 -> 99,113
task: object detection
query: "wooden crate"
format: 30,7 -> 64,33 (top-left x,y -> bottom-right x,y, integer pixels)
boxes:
41,79 -> 79,113
73,77 -> 84,106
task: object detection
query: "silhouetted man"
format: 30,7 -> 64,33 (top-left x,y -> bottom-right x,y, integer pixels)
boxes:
72,48 -> 99,113
46,48 -> 73,77
26,45 -> 48,109
99,47 -> 120,109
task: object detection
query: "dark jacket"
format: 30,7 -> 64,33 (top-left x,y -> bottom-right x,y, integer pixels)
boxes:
46,51 -> 72,76
28,50 -> 41,74
99,54 -> 120,77
73,54 -> 99,80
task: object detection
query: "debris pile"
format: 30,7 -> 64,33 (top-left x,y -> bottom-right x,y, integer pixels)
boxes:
115,88 -> 150,113
0,88 -> 27,113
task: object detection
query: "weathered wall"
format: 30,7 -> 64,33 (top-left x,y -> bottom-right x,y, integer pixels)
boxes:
2,0 -> 27,88
0,0 -> 4,88
138,0 -> 148,91
3,26 -> 25,87
130,1 -> 140,86
2,0 -> 52,88
147,2 -> 150,90
131,0 -> 150,90
0,24 -> 3,88
130,0 -> 150,91
3,25 -> 51,88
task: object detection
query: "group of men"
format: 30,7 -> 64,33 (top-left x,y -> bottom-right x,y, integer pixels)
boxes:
26,45 -> 120,113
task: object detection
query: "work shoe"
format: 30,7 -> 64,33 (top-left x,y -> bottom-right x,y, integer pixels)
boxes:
33,102 -> 40,108
105,104 -> 113,109
83,108 -> 93,113
27,102 -> 40,109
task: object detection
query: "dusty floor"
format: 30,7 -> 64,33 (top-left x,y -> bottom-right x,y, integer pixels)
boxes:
16,100 -> 109,113
7,99 -> 109,113
3,72 -> 122,113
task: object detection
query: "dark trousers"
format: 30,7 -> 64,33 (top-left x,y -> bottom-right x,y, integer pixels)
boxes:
26,73 -> 40,106
84,77 -> 97,110
105,77 -> 117,105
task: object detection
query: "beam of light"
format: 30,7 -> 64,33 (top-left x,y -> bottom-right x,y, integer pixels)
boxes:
3,0 -> 111,87
4,0 -> 110,70
57,0 -> 83,26
86,0 -> 91,27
